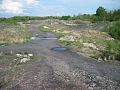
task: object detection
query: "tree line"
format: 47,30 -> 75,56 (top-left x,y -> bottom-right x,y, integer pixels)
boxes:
0,6 -> 120,23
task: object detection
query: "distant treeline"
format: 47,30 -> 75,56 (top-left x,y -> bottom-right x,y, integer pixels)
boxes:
65,6 -> 120,22
0,6 -> 120,23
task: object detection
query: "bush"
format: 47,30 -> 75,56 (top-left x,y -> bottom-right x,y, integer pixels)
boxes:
103,21 -> 120,40
61,16 -> 71,20
105,40 -> 120,60
96,7 -> 107,21
109,21 -> 120,40
102,21 -> 120,60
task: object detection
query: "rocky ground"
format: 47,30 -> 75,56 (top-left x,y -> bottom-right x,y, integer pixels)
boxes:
0,20 -> 120,90
38,20 -> 116,61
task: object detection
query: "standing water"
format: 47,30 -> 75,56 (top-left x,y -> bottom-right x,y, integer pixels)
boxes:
31,37 -> 57,40
51,47 -> 68,52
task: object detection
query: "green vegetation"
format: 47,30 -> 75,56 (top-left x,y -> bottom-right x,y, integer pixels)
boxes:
0,16 -> 58,24
61,16 -> 71,20
62,6 -> 120,22
102,21 -> 120,60
0,16 -> 28,24
103,21 -> 120,40
72,7 -> 120,22
96,7 -> 107,21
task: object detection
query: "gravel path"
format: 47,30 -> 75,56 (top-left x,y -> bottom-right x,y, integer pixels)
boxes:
0,23 -> 120,90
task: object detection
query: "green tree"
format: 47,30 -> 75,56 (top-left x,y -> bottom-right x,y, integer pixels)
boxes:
61,16 -> 71,20
96,6 -> 107,21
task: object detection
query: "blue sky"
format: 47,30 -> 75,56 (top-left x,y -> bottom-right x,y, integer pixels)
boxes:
0,0 -> 120,17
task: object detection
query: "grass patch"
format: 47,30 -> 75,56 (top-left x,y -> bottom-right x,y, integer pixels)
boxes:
39,25 -> 51,32
103,21 -> 120,40
0,23 -> 30,45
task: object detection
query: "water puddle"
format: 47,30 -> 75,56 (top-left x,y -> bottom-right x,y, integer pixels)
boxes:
51,47 -> 68,52
31,37 -> 57,40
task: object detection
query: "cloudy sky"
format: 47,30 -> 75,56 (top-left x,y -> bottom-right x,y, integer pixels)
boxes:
0,0 -> 120,17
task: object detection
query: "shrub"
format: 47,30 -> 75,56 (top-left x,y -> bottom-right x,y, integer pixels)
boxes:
105,40 -> 120,60
109,21 -> 120,40
103,21 -> 120,40
61,16 -> 71,20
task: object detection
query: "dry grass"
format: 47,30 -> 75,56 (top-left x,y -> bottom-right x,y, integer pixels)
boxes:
0,23 -> 30,44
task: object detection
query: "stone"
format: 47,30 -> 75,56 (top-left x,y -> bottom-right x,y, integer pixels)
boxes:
16,54 -> 23,57
98,57 -> 102,61
0,52 -> 3,56
43,26 -> 49,29
96,76 -> 102,80
62,31 -> 70,34
60,35 -> 76,41
90,83 -> 96,87
20,58 -> 30,63
23,55 -> 28,57
28,54 -> 33,57
88,87 -> 93,90
104,57 -> 107,61
83,43 -> 97,50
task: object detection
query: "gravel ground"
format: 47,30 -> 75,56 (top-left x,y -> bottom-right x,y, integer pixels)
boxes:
0,22 -> 120,90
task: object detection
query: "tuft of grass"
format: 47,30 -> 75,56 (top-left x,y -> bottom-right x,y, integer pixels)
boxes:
39,25 -> 50,32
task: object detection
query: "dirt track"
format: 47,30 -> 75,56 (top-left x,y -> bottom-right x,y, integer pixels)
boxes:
0,23 -> 120,90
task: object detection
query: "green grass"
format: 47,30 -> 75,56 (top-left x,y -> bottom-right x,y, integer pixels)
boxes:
103,21 -> 120,40
102,21 -> 120,60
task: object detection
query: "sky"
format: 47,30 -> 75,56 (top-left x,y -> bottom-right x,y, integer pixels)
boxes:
0,0 -> 120,17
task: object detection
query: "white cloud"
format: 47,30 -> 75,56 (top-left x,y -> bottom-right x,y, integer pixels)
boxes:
0,0 -> 119,16
25,0 -> 39,5
0,0 -> 23,14
0,0 -> 39,14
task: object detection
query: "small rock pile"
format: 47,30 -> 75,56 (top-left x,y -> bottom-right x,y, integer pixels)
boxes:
16,53 -> 33,63
83,43 -> 98,50
59,35 -> 76,41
